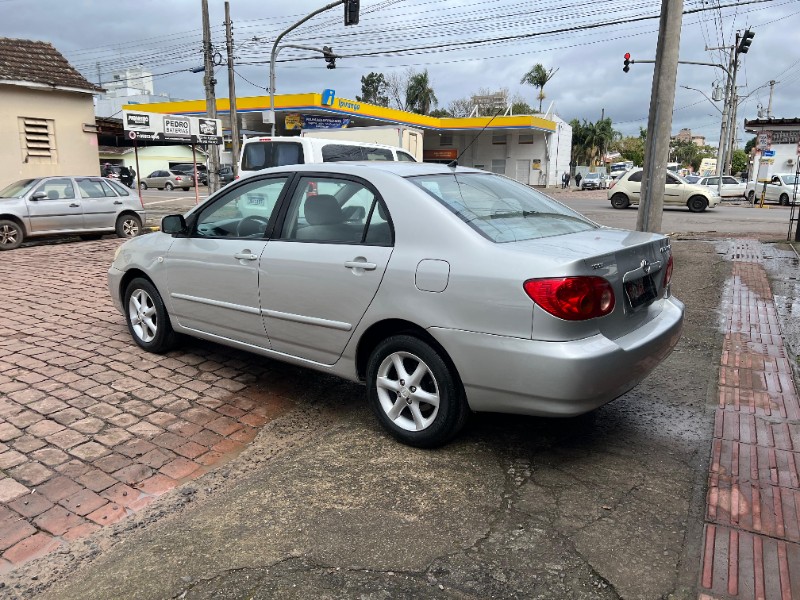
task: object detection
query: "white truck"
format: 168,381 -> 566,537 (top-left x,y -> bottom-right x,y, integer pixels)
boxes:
301,126 -> 424,162
745,173 -> 798,205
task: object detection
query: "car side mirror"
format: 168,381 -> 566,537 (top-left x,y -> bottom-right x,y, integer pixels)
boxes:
30,191 -> 46,201
161,214 -> 187,235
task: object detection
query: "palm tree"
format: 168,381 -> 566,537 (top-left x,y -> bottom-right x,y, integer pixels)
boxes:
406,70 -> 438,115
520,64 -> 558,113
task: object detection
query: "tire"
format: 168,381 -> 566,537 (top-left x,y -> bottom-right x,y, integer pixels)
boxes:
610,193 -> 630,209
123,278 -> 176,353
366,335 -> 468,448
116,213 -> 142,238
687,195 -> 708,213
747,190 -> 755,202
79,234 -> 103,241
164,182 -> 174,191
0,219 -> 23,251
182,187 -> 190,191
139,182 -> 148,190
780,193 -> 789,206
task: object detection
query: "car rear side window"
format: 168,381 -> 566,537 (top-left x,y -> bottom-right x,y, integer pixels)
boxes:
107,180 -> 130,196
628,171 -> 643,183
410,173 -> 595,243
321,145 -> 393,162
242,142 -> 304,171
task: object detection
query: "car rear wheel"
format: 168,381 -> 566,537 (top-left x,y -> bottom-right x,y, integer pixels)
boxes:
366,335 -> 468,448
123,278 -> 176,353
140,182 -> 148,190
610,193 -> 630,209
164,182 -> 174,191
116,214 -> 142,238
780,193 -> 789,206
747,190 -> 755,202
687,195 -> 708,213
0,220 -> 23,251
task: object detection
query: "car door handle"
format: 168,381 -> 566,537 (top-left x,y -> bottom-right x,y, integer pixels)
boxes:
233,252 -> 258,261
114,200 -> 123,205
69,203 -> 80,208
344,260 -> 377,270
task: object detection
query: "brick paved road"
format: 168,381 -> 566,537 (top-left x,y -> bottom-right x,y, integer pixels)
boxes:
0,238 -> 292,571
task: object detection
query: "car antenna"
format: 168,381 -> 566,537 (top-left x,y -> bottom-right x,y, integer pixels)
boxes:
447,107 -> 506,169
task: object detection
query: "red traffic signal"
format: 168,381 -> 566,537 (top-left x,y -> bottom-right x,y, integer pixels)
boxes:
624,52 -> 630,60
623,53 -> 631,73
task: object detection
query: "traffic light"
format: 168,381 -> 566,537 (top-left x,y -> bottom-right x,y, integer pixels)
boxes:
737,29 -> 754,54
623,52 -> 631,73
344,0 -> 359,26
323,46 -> 336,69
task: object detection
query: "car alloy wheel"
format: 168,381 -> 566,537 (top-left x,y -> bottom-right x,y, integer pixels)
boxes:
116,214 -> 142,238
123,278 -> 176,353
0,220 -> 23,250
367,335 -> 468,447
165,182 -> 174,191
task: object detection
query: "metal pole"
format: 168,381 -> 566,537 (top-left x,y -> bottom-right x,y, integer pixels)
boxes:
134,138 -> 143,210
225,1 -> 240,178
202,0 -> 220,194
637,0 -> 684,233
192,142 -> 199,205
270,0 -> 344,136
716,48 -> 733,178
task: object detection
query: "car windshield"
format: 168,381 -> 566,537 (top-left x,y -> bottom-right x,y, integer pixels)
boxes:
0,179 -> 38,198
780,175 -> 797,185
585,173 -> 600,179
409,172 -> 596,243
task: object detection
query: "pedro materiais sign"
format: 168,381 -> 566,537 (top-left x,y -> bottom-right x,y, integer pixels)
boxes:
123,110 -> 223,145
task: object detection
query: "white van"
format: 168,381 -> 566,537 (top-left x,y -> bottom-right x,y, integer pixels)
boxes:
238,136 -> 417,178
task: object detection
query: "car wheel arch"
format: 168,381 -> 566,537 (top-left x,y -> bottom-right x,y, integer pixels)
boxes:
355,318 -> 461,386
0,214 -> 27,234
119,268 -> 156,305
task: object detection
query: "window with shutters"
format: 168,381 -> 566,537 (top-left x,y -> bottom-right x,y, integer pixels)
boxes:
518,133 -> 534,144
18,117 -> 56,163
439,134 -> 453,146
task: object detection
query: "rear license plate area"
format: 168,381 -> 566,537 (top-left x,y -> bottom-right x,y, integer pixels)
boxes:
624,274 -> 657,311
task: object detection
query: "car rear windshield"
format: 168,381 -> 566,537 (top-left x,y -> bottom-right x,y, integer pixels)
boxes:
0,179 -> 38,198
321,144 -> 393,162
409,173 -> 597,243
242,142 -> 305,171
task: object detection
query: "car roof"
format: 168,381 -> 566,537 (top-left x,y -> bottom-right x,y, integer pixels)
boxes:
240,161 -> 486,179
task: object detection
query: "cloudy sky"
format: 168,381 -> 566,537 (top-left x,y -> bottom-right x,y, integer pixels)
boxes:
2,0 -> 798,147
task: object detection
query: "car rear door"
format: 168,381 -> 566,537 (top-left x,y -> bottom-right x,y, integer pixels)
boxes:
163,175 -> 290,347
664,172 -> 683,205
76,178 -> 121,229
259,174 -> 393,365
26,178 -> 83,232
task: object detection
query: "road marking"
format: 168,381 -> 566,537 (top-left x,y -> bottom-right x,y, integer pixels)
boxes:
143,196 -> 207,206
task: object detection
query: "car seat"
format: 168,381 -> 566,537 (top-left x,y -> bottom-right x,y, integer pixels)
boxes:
295,195 -> 361,242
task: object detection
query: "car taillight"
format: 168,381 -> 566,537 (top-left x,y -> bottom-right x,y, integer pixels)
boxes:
523,277 -> 615,321
662,254 -> 673,287
175,176 -> 182,181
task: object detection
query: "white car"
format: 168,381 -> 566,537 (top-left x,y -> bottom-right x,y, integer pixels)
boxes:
608,168 -> 721,212
745,173 -> 798,205
696,176 -> 747,200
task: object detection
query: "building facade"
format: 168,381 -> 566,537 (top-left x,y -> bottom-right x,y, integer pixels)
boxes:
0,37 -> 102,188
744,118 -> 800,178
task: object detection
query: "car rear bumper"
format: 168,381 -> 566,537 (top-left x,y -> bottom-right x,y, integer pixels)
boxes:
429,296 -> 684,416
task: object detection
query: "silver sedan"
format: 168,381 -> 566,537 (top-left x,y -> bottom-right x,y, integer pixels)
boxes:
108,162 -> 684,447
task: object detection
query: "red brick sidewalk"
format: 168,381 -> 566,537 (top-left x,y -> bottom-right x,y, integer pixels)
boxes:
699,240 -> 800,599
0,240 -> 292,572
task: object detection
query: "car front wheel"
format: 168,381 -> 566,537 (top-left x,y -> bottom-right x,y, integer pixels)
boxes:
687,195 -> 708,213
610,193 -> 630,209
747,190 -> 755,202
366,335 -> 468,448
123,278 -> 176,353
0,219 -> 23,251
780,193 -> 789,206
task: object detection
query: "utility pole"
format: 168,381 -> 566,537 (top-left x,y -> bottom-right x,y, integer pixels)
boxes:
637,0 -> 683,233
767,80 -> 776,118
202,0 -> 220,193
224,1 -> 240,178
714,47 -> 734,178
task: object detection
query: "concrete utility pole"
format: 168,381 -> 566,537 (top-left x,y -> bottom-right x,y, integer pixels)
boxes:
202,0 -> 220,193
715,48 -> 734,177
225,1 -> 240,178
767,79 -> 776,118
637,0 -> 684,233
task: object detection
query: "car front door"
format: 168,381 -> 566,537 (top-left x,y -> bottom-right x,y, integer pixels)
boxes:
26,178 -> 83,233
163,175 -> 290,347
259,175 -> 393,365
76,178 -> 121,229
626,171 -> 642,202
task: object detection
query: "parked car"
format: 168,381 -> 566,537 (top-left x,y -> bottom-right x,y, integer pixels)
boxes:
684,175 -> 701,184
140,170 -> 194,191
219,165 -> 234,184
745,173 -> 798,205
172,163 -> 208,186
109,162 -> 684,447
580,172 -> 607,190
0,176 -> 145,250
696,175 -> 747,199
608,168 -> 721,212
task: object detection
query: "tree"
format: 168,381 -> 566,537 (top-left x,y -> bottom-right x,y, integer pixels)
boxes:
610,135 -> 645,167
520,64 -> 558,113
356,72 -> 389,106
744,136 -> 757,154
569,117 -> 618,166
730,149 -> 748,176
386,70 -> 412,111
406,69 -> 438,115
429,108 -> 452,118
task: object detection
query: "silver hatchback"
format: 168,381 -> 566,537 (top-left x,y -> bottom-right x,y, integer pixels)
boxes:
0,176 -> 146,250
109,163 -> 684,447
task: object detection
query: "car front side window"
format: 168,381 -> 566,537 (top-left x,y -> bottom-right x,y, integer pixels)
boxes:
35,178 -> 75,200
194,176 -> 288,239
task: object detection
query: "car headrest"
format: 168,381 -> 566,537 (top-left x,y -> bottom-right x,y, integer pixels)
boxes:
305,195 -> 344,225
46,189 -> 59,200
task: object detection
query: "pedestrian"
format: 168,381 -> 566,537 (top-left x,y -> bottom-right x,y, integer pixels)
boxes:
575,172 -> 582,188
566,172 -> 572,188
561,172 -> 568,189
